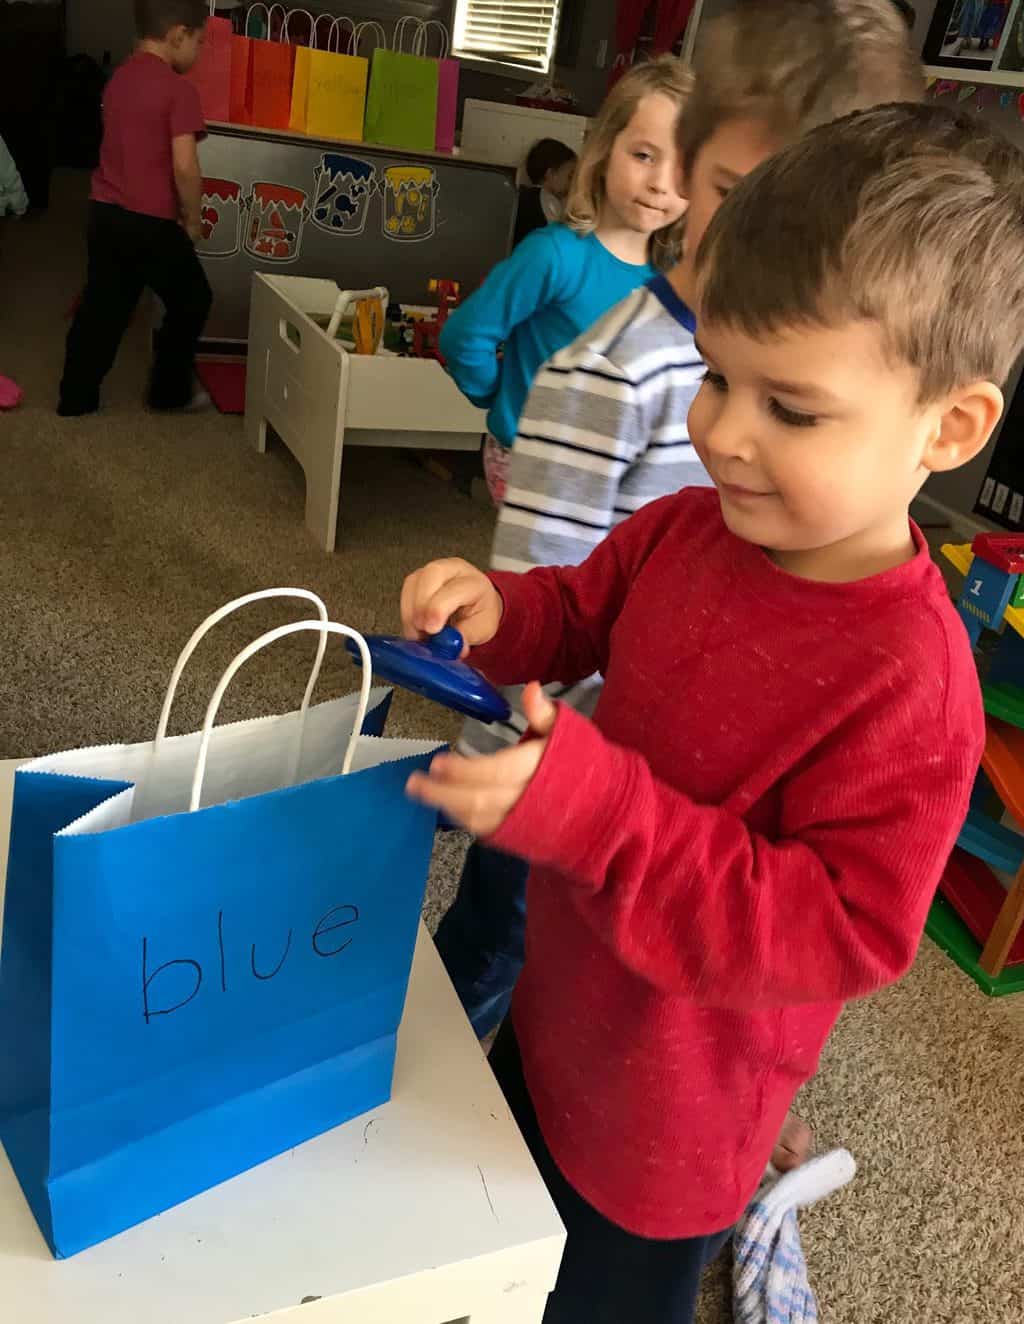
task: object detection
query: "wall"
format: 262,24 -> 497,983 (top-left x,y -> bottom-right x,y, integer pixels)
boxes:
66,0 -> 134,60
65,0 -> 127,60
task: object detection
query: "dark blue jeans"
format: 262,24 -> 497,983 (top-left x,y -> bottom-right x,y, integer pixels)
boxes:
433,841 -> 528,1038
489,1020 -> 732,1323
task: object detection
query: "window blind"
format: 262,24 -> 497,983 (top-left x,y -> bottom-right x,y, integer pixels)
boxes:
452,0 -> 562,73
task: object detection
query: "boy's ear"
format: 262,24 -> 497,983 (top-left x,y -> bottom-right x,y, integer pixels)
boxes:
924,380 -> 1003,474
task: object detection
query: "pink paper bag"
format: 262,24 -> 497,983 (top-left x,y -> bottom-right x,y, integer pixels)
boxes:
436,57 -> 459,154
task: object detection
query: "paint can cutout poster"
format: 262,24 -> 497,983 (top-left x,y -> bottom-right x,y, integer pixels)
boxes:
311,154 -> 378,237
198,178 -> 243,257
244,182 -> 310,263
382,165 -> 439,242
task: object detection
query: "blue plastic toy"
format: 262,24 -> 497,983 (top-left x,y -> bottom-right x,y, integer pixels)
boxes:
346,626 -> 511,724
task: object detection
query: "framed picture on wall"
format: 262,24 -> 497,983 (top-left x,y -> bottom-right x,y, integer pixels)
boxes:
923,0 -> 1017,70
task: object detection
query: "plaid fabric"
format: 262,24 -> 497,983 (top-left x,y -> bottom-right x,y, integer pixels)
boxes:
734,1150 -> 857,1324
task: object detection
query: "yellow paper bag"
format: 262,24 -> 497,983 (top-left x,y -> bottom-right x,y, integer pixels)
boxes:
305,48 -> 368,142
290,44 -> 313,132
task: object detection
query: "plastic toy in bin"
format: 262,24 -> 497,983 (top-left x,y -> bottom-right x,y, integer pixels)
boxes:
956,532 -> 1024,645
346,626 -> 511,724
411,279 -> 462,364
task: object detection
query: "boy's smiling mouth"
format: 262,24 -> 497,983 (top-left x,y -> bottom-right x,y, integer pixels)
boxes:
717,480 -> 774,501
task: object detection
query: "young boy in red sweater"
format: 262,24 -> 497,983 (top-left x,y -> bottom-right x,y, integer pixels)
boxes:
401,103 -> 1022,1322
58,0 -> 211,417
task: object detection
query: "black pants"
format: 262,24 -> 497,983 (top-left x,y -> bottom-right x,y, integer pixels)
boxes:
59,201 -> 212,414
489,1020 -> 732,1324
433,842 -> 528,1037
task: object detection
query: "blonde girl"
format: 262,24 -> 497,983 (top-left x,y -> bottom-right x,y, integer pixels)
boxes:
440,56 -> 691,504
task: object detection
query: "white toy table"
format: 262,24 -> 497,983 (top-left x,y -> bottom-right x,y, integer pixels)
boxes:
0,760 -> 565,1323
245,274 -> 487,553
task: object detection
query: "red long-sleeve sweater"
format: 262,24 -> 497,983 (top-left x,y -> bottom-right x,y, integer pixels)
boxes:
473,487 -> 983,1240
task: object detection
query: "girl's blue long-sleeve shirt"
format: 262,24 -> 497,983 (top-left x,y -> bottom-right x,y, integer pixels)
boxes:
439,224 -> 655,448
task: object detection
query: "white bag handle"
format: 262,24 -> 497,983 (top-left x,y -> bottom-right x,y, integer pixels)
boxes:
352,20 -> 387,56
418,19 -> 450,58
326,15 -> 356,54
326,285 -> 389,340
311,11 -> 334,48
394,15 -> 425,53
267,1 -> 287,40
245,3 -> 270,37
191,621 -> 373,811
281,7 -> 314,43
155,588 -> 330,748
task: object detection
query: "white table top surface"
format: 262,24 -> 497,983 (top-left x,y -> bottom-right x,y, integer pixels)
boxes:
0,759 -> 563,1322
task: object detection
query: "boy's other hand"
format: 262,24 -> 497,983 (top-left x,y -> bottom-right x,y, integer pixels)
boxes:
181,218 -> 202,244
400,557 -> 503,652
406,683 -> 557,835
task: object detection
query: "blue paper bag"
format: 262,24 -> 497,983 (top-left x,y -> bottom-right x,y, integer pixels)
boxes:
0,594 -> 444,1259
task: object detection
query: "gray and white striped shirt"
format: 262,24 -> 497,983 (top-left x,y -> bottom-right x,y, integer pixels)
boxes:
459,275 -> 712,757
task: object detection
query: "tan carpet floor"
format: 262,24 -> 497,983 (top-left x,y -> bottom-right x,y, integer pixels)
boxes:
3,175 -> 1024,1322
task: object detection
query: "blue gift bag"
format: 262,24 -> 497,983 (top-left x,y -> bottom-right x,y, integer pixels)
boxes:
0,593 -> 444,1258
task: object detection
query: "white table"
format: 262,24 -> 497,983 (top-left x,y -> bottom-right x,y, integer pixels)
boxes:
0,760 -> 565,1323
246,275 -> 487,553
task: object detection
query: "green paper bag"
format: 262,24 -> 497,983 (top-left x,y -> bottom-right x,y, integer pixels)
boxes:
363,49 -> 440,152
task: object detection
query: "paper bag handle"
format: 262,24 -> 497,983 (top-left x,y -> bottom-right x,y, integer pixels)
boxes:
352,20 -> 387,55
394,14 -> 424,53
281,7 -> 314,43
323,15 -> 356,54
155,588 -> 330,747
245,2 -> 269,37
267,2 -> 287,40
191,621 -> 372,811
417,20 -> 450,58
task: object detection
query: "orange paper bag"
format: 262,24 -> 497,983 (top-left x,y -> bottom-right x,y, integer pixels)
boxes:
250,39 -> 296,130
186,13 -> 233,123
229,34 -> 254,125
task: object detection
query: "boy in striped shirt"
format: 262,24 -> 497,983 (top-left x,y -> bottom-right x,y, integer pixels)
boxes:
435,0 -> 924,1072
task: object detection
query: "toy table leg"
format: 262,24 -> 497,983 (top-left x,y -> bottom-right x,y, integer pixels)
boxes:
244,340 -> 269,455
979,865 -> 1024,975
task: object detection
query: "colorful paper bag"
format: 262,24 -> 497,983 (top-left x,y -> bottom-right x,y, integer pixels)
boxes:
250,40 -> 296,130
416,22 -> 459,154
290,43 -> 313,132
229,33 -> 254,124
286,8 -> 319,133
364,50 -> 439,152
436,57 -> 459,154
292,14 -> 368,141
0,591 -> 443,1259
186,4 -> 233,123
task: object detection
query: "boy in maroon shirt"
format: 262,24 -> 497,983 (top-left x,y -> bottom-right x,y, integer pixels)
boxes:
58,0 -> 211,417
401,104 -> 1023,1321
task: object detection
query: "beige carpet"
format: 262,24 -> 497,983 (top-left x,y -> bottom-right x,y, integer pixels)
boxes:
3,175 -> 1024,1322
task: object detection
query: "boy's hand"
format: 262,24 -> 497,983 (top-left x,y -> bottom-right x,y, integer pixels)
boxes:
400,557 -> 503,653
182,218 -> 202,244
407,683 -> 557,835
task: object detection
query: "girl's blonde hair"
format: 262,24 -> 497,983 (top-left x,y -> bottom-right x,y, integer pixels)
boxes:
566,55 -> 693,272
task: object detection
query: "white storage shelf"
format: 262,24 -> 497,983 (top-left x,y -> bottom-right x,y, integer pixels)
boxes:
460,99 -> 591,175
245,274 -> 487,552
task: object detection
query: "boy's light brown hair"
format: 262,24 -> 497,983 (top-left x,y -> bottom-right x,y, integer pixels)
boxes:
566,55 -> 693,271
679,0 -> 924,173
695,103 -> 1024,399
